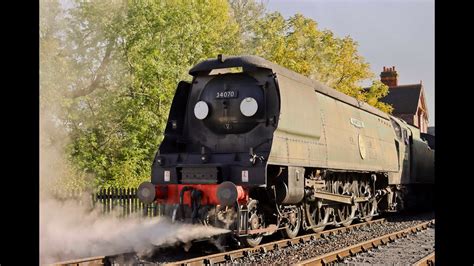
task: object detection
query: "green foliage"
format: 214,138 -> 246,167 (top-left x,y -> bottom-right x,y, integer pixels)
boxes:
249,12 -> 392,112
48,0 -> 242,189
364,80 -> 393,113
40,0 -> 392,190
228,0 -> 266,50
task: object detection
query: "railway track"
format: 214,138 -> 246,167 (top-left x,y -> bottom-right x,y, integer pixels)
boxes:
165,218 -> 387,266
51,216 -> 434,266
50,252 -> 138,266
165,218 -> 434,265
51,256 -> 107,266
297,220 -> 434,265
50,219 -> 385,266
413,252 -> 435,266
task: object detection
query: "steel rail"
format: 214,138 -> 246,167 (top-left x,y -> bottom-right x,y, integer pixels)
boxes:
165,218 -> 386,266
297,220 -> 434,266
413,251 -> 435,266
50,255 -> 107,266
51,218 -> 433,266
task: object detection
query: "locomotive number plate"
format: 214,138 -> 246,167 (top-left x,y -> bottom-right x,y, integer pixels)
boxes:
216,90 -> 238,99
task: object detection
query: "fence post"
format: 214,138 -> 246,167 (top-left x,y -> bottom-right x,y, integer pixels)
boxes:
126,188 -> 130,216
91,190 -> 95,210
102,188 -> 106,214
120,188 -> 124,217
113,187 -> 116,213
132,188 -> 135,214
105,188 -> 108,214
128,188 -> 132,215
135,188 -> 139,215
111,187 -> 115,213
134,188 -> 138,215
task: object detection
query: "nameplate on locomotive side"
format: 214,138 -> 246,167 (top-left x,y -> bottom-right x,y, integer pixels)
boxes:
216,90 -> 238,99
350,118 -> 365,128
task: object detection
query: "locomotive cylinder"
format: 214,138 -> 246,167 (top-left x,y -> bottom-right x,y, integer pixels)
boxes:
275,166 -> 305,204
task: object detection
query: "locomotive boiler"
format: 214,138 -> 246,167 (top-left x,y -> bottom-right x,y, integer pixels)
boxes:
137,55 -> 434,247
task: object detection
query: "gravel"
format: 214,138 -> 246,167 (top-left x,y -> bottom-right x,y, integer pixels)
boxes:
132,213 -> 434,265
226,213 -> 434,265
342,225 -> 434,265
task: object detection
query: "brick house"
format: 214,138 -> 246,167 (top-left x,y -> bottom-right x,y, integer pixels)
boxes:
378,66 -> 429,133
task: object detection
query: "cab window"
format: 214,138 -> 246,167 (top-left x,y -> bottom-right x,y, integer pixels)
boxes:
390,118 -> 402,140
402,129 -> 409,144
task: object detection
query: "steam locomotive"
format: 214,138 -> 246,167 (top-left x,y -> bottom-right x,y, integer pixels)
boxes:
137,55 -> 434,247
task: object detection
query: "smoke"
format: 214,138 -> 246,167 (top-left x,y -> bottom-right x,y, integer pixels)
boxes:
40,199 -> 229,264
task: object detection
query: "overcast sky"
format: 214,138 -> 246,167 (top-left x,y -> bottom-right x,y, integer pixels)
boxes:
266,0 -> 434,126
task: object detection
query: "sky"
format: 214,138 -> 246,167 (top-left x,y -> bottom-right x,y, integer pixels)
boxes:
266,0 -> 434,126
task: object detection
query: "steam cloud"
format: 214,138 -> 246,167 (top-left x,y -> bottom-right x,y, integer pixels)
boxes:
40,198 -> 229,264
39,122 -> 229,264
39,86 -> 229,264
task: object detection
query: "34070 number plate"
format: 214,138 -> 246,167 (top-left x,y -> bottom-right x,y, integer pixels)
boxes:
216,91 -> 238,99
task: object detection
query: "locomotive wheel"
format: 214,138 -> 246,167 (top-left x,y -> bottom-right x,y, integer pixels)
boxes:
281,207 -> 301,239
359,199 -> 377,221
336,204 -> 357,227
305,203 -> 329,233
241,200 -> 264,247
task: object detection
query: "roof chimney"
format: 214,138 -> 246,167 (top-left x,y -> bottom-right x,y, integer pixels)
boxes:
380,66 -> 398,87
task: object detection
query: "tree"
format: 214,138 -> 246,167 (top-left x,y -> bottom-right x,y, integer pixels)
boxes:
65,0 -> 242,189
40,0 -> 94,191
228,0 -> 266,52
248,13 -> 392,112
364,80 -> 393,113
40,0 -> 392,190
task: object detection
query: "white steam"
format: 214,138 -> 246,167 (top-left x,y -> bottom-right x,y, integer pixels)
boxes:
40,198 -> 229,264
39,91 -> 229,264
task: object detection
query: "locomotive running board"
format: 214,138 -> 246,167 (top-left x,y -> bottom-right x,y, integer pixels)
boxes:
313,191 -> 369,204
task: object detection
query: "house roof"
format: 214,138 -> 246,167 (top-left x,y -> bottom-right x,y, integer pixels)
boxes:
379,84 -> 423,115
